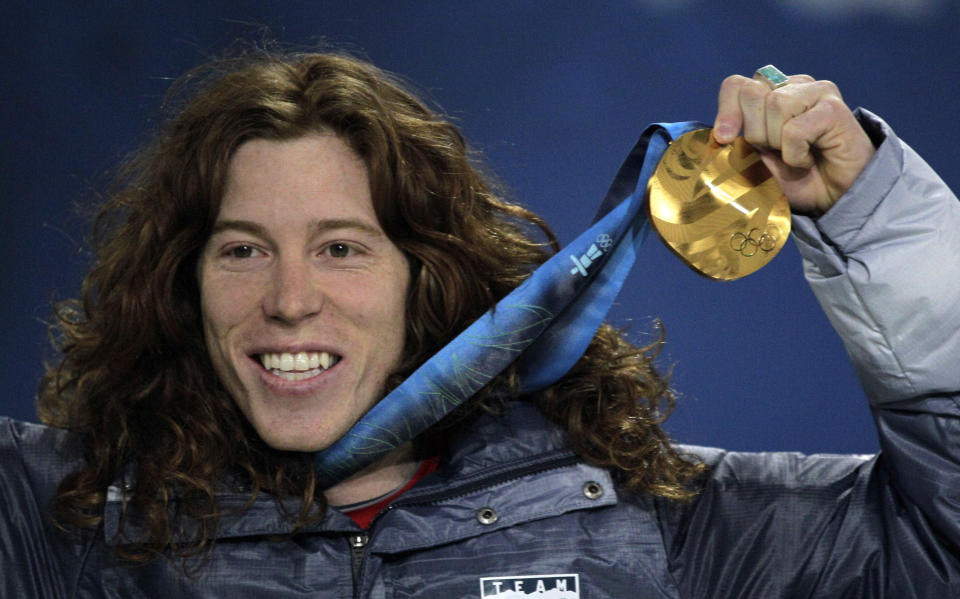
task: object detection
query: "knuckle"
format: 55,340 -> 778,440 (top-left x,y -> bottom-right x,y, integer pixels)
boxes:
718,74 -> 748,102
814,79 -> 842,97
820,94 -> 847,114
722,73 -> 748,87
740,80 -> 768,105
765,90 -> 787,113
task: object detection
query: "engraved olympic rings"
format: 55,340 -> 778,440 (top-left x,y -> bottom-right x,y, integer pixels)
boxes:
730,226 -> 780,257
595,234 -> 613,251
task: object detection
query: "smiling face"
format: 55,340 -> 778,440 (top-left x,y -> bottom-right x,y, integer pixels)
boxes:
198,133 -> 410,452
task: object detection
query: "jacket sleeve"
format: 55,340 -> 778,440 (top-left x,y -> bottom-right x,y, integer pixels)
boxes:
654,110 -> 960,598
792,108 -> 960,551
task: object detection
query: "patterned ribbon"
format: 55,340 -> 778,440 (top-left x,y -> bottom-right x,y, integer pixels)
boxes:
314,121 -> 704,485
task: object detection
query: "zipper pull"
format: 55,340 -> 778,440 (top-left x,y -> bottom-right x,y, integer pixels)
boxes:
349,532 -> 369,592
350,533 -> 368,550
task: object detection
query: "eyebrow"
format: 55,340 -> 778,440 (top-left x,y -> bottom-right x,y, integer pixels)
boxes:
210,218 -> 385,238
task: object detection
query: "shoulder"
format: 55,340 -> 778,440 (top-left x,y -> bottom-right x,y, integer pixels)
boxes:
0,418 -> 90,598
677,443 -> 875,490
0,417 -> 85,504
652,444 -> 881,547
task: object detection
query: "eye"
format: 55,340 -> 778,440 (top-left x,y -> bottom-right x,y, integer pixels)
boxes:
324,242 -> 354,258
226,244 -> 261,259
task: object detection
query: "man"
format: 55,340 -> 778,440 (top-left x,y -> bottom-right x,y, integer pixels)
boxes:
2,51 -> 958,597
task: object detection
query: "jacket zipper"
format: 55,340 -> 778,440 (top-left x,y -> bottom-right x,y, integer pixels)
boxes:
349,451 -> 581,595
349,532 -> 369,598
389,452 -> 580,509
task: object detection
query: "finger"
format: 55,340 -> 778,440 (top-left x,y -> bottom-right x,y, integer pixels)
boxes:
738,78 -> 770,147
776,82 -> 846,168
758,149 -> 828,215
763,75 -> 817,150
714,75 -> 749,144
758,149 -> 818,191
786,74 -> 815,85
716,72 -> 819,147
782,99 -> 858,172
764,75 -> 816,150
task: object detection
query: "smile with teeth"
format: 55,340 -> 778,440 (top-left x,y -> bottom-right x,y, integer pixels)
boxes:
258,351 -> 341,381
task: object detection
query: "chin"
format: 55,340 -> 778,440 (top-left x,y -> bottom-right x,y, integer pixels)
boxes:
263,434 -> 334,454
253,420 -> 341,454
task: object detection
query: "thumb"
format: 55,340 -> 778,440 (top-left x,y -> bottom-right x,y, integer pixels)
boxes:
758,149 -> 829,216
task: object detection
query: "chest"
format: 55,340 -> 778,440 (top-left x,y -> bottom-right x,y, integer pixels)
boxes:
83,503 -> 676,599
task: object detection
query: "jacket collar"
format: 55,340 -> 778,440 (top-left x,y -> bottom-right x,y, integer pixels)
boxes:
103,401 -> 617,546
357,402 -> 619,552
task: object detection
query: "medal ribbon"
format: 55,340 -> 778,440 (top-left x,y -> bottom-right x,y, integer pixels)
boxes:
315,121 -> 704,485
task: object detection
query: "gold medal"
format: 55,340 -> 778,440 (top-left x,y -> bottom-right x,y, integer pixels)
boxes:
646,128 -> 790,281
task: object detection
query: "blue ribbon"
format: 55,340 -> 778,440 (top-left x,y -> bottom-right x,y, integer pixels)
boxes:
314,121 -> 704,485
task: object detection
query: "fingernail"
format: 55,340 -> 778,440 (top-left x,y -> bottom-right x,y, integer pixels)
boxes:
714,125 -> 733,141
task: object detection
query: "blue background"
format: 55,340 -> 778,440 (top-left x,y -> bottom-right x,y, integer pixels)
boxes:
3,1 -> 958,455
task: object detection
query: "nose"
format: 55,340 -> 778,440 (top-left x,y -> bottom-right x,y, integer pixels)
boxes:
262,257 -> 324,325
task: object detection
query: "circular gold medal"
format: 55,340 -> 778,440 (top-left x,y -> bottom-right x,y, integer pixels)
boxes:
647,129 -> 790,281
